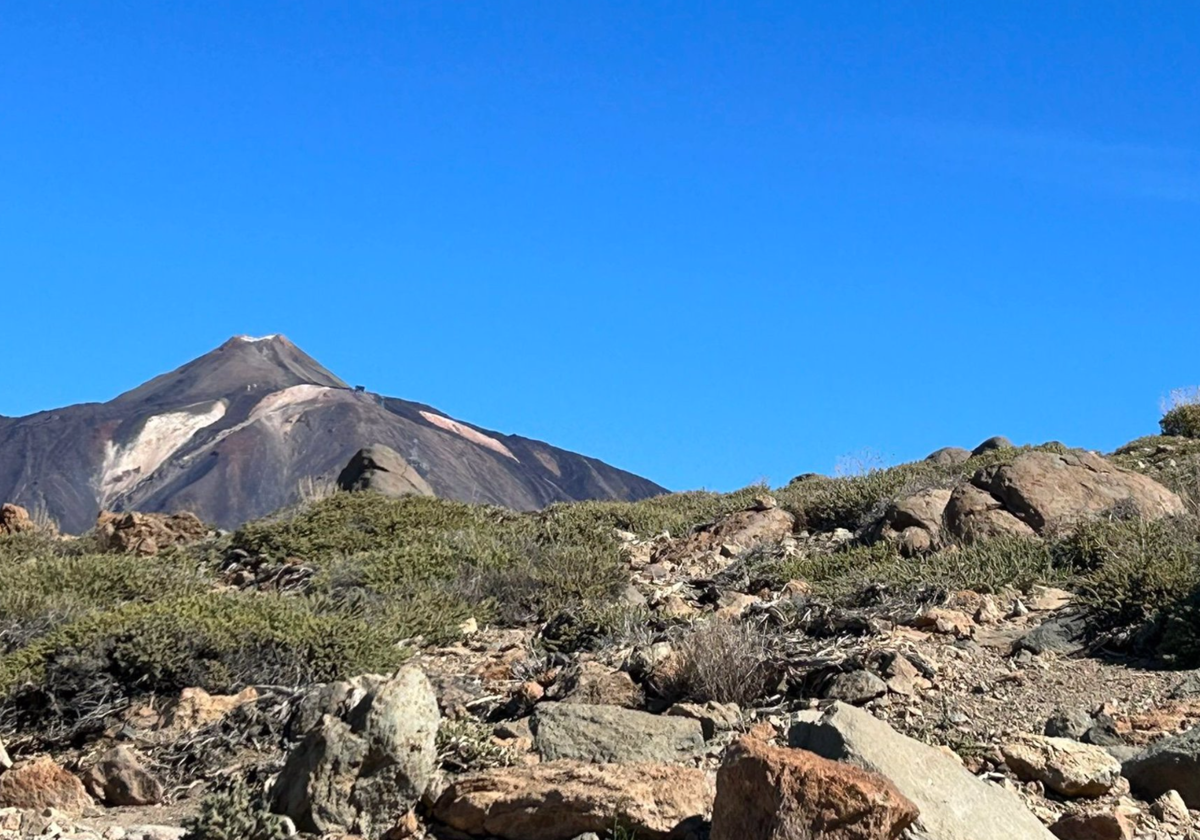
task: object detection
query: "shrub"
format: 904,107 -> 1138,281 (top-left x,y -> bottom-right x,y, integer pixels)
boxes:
1162,405 -> 1200,439
0,593 -> 408,702
664,619 -> 776,706
1161,387 -> 1200,439
183,776 -> 291,840
437,719 -> 517,772
1062,515 -> 1200,627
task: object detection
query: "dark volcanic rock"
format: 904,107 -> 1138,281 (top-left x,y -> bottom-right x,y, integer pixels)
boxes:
337,445 -> 434,498
0,336 -> 666,531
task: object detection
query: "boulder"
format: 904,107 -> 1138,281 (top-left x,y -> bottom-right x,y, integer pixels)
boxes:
711,736 -> 918,840
971,436 -> 1014,455
0,757 -> 93,815
0,504 -> 34,535
96,511 -> 208,555
0,738 -> 10,772
948,451 -> 1185,542
1121,725 -> 1200,808
1001,736 -> 1121,798
925,447 -> 971,467
336,446 -> 434,498
432,761 -> 713,840
81,746 -> 163,807
1014,613 -> 1090,657
271,667 -> 439,837
944,483 -> 1037,543
533,703 -> 704,764
157,686 -> 259,732
789,703 -> 1055,840
871,488 -> 952,556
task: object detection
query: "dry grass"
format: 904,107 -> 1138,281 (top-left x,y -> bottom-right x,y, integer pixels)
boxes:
662,619 -> 776,706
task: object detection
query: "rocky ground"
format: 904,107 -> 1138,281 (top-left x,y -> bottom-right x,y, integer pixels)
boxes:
5,434 -> 1200,839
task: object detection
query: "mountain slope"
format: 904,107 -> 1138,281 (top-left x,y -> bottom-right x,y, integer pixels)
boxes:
0,336 -> 666,532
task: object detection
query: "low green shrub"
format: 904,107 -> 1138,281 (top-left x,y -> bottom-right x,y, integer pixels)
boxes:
183,777 -> 291,840
1162,404 -> 1200,439
0,592 -> 407,699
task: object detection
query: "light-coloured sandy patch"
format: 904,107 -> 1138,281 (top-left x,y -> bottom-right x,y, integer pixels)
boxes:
532,448 -> 562,476
196,385 -> 335,451
100,401 -> 227,504
420,411 -> 519,462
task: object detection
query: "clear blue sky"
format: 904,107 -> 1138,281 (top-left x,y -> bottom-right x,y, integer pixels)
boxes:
3,2 -> 1198,492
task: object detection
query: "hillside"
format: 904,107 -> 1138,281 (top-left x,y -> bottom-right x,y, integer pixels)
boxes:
0,336 -> 665,532
3,416 -> 1200,837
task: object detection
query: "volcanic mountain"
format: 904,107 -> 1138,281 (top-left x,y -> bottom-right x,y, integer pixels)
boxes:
0,336 -> 666,532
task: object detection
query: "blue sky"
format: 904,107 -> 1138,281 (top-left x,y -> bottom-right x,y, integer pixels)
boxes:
2,2 -> 1198,492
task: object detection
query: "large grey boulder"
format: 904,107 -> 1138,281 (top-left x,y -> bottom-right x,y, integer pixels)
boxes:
1122,726 -> 1200,808
533,703 -> 704,764
925,447 -> 971,467
946,450 -> 1184,542
870,488 -> 953,555
789,702 -> 1055,840
336,445 -> 434,498
271,667 -> 439,836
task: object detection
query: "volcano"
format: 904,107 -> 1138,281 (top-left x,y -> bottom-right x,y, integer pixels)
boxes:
0,336 -> 666,532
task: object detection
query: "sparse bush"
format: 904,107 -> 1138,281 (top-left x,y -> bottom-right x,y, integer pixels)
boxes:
1063,515 -> 1200,627
1162,405 -> 1200,439
665,619 -> 776,706
1161,388 -> 1200,439
437,719 -> 517,772
183,776 -> 290,840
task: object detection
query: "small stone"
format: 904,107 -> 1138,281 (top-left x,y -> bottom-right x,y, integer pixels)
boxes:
516,680 -> 545,705
658,594 -> 698,619
1049,810 -> 1134,840
458,617 -> 479,636
665,702 -> 742,739
1002,735 -> 1121,798
914,608 -> 975,638
1150,789 -> 1190,823
823,670 -> 887,705
1045,709 -> 1093,741
781,579 -> 811,597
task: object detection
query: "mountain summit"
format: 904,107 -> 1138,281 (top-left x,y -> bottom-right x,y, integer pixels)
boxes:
0,336 -> 665,531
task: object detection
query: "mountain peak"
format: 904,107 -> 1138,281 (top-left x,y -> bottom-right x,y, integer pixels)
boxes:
111,335 -> 348,407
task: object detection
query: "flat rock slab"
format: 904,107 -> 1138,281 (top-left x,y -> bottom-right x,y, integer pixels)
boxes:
789,703 -> 1055,840
534,703 -> 704,764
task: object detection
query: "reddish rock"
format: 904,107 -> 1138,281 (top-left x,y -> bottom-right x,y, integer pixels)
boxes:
711,736 -> 918,840
1049,810 -> 1135,840
0,757 -> 93,815
0,504 -> 34,535
96,510 -> 208,555
433,760 -> 713,840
